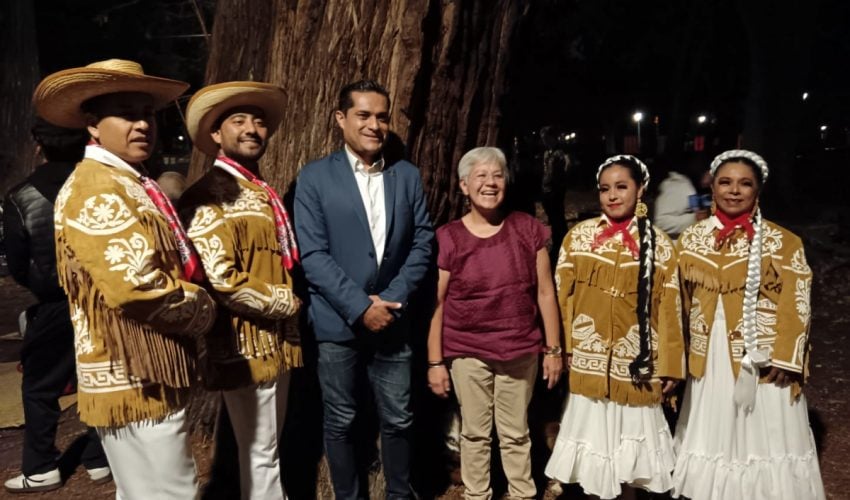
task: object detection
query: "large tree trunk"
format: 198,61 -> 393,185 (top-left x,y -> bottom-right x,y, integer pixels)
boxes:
0,0 -> 39,194
191,1 -> 526,497
191,0 -> 524,226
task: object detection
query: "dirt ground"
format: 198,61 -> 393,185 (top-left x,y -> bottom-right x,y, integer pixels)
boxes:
0,203 -> 847,499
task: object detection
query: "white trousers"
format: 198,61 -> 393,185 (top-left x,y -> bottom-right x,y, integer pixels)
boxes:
221,371 -> 292,500
97,408 -> 197,500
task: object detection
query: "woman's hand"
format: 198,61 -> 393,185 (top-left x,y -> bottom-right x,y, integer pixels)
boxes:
542,355 -> 564,390
660,377 -> 680,402
428,365 -> 452,398
763,366 -> 801,388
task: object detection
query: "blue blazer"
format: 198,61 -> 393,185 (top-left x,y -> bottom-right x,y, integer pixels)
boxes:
294,150 -> 434,342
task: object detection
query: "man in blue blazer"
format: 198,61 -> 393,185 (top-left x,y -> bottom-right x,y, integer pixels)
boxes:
294,80 -> 433,500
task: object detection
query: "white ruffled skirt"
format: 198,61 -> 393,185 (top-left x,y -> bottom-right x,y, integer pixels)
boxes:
544,392 -> 676,499
672,299 -> 826,500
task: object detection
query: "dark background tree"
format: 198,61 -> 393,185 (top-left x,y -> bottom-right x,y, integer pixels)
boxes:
192,0 -> 526,227
0,0 -> 39,192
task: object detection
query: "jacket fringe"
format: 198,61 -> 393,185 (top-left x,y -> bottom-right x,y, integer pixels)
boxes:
77,385 -> 190,428
569,370 -> 662,406
56,216 -> 195,390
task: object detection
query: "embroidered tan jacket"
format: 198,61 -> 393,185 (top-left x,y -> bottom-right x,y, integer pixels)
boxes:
557,217 -> 686,405
676,217 -> 812,396
55,159 -> 216,427
181,168 -> 301,390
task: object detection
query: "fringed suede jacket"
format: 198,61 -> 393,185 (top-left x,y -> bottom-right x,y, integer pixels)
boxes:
556,217 -> 686,405
676,216 -> 813,399
55,158 -> 215,427
179,167 -> 302,391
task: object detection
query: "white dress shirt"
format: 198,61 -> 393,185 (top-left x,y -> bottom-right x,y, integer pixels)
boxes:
345,145 -> 386,264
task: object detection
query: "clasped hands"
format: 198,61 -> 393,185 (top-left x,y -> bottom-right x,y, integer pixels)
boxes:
361,295 -> 402,332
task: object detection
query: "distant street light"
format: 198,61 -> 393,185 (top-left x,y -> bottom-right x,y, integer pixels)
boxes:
632,111 -> 644,150
820,125 -> 828,132
697,115 -> 707,124
802,92 -> 809,101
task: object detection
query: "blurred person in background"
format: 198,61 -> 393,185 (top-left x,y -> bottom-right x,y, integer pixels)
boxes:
3,118 -> 110,493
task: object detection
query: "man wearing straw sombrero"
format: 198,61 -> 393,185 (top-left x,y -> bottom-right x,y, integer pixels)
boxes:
179,81 -> 301,499
32,59 -> 216,498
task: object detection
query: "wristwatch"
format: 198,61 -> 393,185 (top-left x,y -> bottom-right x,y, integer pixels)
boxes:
542,345 -> 563,357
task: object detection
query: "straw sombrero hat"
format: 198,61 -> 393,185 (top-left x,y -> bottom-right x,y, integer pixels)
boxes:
186,81 -> 286,156
33,59 -> 189,129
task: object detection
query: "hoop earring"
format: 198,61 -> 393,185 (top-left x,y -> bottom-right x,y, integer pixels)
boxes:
635,199 -> 648,218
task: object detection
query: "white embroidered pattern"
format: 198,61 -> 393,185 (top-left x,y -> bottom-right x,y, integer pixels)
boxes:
571,313 -> 605,353
187,206 -> 222,237
611,325 -> 660,381
568,220 -> 619,255
789,247 -> 811,275
222,186 -> 268,215
71,193 -> 135,234
228,285 -> 298,319
105,232 -> 158,288
114,175 -> 157,211
71,304 -> 95,355
77,360 -> 147,393
680,221 -> 721,256
193,234 -> 229,286
795,277 -> 812,325
689,297 -> 708,356
761,225 -> 784,256
654,234 -> 674,265
54,174 -> 74,227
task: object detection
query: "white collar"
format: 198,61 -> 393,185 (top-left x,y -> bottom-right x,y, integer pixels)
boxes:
599,214 -> 637,231
85,144 -> 143,178
213,157 -> 247,181
345,145 -> 384,174
707,214 -> 723,230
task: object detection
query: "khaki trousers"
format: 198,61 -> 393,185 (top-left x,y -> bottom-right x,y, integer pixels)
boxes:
450,354 -> 538,500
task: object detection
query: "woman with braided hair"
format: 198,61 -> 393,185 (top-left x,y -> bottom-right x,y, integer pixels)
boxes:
671,150 -> 825,500
545,155 -> 685,499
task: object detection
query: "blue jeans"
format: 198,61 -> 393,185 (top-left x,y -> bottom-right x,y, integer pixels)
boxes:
317,337 -> 412,500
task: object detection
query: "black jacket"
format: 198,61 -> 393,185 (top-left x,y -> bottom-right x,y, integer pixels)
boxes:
3,161 -> 75,302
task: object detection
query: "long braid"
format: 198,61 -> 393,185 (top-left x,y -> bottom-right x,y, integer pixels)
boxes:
629,215 -> 655,383
596,154 -> 654,382
709,148 -> 772,411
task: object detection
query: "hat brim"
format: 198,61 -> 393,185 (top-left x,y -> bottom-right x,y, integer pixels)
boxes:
33,68 -> 189,129
186,82 -> 286,156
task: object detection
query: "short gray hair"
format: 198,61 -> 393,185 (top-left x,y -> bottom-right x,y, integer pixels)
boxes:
457,147 -> 508,181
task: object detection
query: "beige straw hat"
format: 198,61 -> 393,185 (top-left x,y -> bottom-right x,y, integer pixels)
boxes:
186,81 -> 286,156
33,59 -> 189,129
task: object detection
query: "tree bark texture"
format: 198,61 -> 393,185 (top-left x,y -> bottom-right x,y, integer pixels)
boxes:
0,0 -> 39,194
191,0 -> 525,226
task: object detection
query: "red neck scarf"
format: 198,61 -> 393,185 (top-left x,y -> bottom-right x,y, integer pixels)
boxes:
215,155 -> 300,270
85,143 -> 204,283
592,217 -> 639,258
714,209 -> 755,247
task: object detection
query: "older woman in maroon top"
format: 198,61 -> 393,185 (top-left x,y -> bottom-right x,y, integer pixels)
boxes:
427,146 -> 563,500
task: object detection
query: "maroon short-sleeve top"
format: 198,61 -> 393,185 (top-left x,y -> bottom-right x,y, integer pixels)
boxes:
436,211 -> 550,362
